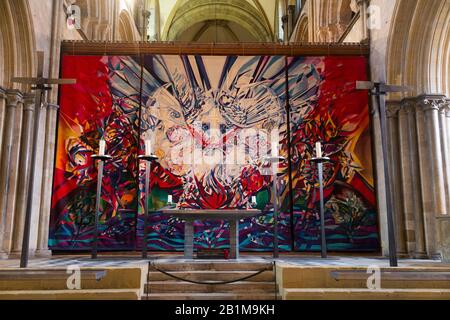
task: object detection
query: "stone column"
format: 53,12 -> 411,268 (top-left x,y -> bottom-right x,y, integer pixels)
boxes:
439,100 -> 450,214
386,102 -> 407,254
405,100 -> 427,257
416,95 -> 447,258
10,94 -> 35,256
357,0 -> 369,40
371,95 -> 389,256
27,101 -> 48,255
0,90 -> 23,257
36,103 -> 59,256
395,101 -> 416,255
0,87 -> 6,154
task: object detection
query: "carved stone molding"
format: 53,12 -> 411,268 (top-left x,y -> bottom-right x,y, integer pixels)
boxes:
46,103 -> 60,111
386,102 -> 401,118
5,90 -> 23,107
23,93 -> 36,112
416,94 -> 447,112
400,98 -> 417,114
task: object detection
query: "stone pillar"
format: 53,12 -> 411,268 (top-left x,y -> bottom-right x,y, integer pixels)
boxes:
10,94 -> 36,256
371,95 -> 389,256
439,100 -> 450,215
405,100 -> 427,257
0,90 -> 23,257
36,103 -> 59,256
27,101 -> 48,255
386,102 -> 407,254
0,87 -> 6,154
416,95 -> 447,258
357,0 -> 369,40
437,216 -> 450,262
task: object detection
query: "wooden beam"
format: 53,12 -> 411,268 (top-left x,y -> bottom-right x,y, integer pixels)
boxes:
61,41 -> 370,56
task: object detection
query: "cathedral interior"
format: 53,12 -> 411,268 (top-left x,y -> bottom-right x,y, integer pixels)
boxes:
1,0 -> 450,301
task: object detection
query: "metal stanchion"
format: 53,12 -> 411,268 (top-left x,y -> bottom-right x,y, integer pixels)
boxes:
91,153 -> 112,259
138,154 -> 158,259
311,142 -> 330,259
264,156 -> 286,259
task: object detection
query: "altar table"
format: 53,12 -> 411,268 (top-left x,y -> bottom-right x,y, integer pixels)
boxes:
161,209 -> 261,259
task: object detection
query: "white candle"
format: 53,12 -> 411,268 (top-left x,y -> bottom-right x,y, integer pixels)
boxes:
99,139 -> 106,156
315,141 -> 322,158
145,139 -> 152,156
168,194 -> 173,203
251,196 -> 257,204
271,141 -> 279,157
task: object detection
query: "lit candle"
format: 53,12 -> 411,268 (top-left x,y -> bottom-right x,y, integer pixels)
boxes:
315,141 -> 322,158
251,196 -> 257,205
145,139 -> 152,156
168,194 -> 173,204
99,139 -> 106,156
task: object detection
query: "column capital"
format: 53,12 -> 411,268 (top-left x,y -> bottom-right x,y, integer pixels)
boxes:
416,94 -> 447,112
386,102 -> 401,118
399,98 -> 417,114
444,99 -> 450,117
23,93 -> 36,112
5,89 -> 23,107
46,103 -> 60,111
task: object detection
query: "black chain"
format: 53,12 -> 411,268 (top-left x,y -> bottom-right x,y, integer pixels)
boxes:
148,261 -> 273,286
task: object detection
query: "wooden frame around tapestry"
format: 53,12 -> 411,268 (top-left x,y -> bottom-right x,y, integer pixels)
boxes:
60,41 -> 370,56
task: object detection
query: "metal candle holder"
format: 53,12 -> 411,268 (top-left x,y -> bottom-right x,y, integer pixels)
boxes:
264,156 -> 286,259
311,156 -> 331,258
137,154 -> 159,259
91,154 -> 112,259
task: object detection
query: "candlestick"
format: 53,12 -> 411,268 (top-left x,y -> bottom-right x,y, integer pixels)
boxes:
251,196 -> 257,205
315,141 -> 322,158
145,139 -> 152,156
168,194 -> 173,204
99,139 -> 106,156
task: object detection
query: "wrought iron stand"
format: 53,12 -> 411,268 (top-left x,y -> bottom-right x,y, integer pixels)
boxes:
265,156 -> 286,259
138,154 -> 159,259
311,156 -> 331,259
91,154 -> 112,259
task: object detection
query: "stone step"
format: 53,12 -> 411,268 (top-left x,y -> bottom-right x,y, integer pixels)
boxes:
282,288 -> 450,300
145,281 -> 276,293
142,292 -> 278,300
150,261 -> 273,272
0,267 -> 142,291
148,270 -> 275,282
276,265 -> 450,290
0,289 -> 140,300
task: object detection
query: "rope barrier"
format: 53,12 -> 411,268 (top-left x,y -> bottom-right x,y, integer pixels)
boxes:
147,261 -> 273,286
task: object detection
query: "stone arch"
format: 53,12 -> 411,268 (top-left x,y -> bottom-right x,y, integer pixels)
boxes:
316,0 -> 354,42
118,9 -> 140,41
74,0 -> 114,40
293,12 -> 309,42
387,0 -> 450,98
0,0 -> 36,90
162,0 -> 274,42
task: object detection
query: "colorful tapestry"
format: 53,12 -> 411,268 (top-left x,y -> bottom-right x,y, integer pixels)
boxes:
49,54 -> 379,252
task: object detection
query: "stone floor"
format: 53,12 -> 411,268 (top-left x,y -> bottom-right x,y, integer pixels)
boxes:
0,253 -> 448,269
